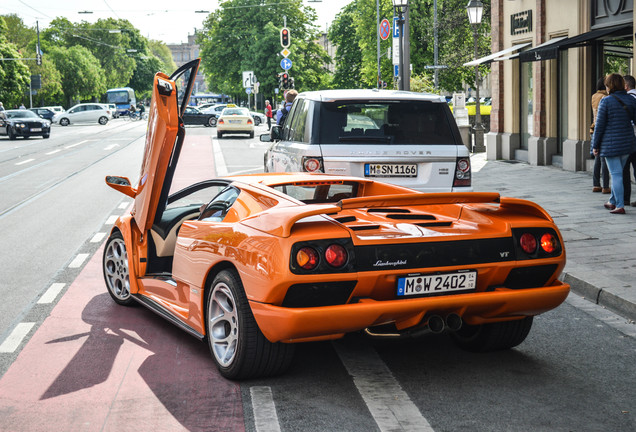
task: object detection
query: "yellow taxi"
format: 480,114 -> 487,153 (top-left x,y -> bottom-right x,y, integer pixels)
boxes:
216,104 -> 254,139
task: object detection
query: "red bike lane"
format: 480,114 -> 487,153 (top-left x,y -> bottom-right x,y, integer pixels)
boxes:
0,135 -> 246,432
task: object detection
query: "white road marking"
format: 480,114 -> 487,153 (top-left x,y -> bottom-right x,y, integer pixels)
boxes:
38,283 -> 66,304
15,159 -> 34,166
0,323 -> 35,353
118,202 -> 130,209
251,386 -> 281,432
334,341 -> 435,432
65,140 -> 89,149
91,232 -> 106,243
68,253 -> 89,269
104,144 -> 120,151
212,139 -> 228,177
105,215 -> 119,225
46,149 -> 61,155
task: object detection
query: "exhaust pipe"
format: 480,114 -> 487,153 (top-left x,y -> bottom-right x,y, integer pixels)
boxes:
427,315 -> 445,333
445,313 -> 463,332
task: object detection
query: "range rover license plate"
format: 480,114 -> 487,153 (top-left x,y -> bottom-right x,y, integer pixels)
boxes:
397,270 -> 477,297
364,163 -> 417,177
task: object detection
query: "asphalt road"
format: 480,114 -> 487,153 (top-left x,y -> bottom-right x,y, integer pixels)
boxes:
0,122 -> 634,431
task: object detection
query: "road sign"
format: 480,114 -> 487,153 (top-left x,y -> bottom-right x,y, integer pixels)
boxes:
281,48 -> 290,57
393,17 -> 400,38
379,19 -> 391,40
280,58 -> 292,71
246,87 -> 252,94
394,64 -> 399,77
424,65 -> 448,69
392,17 -> 400,65
242,71 -> 254,88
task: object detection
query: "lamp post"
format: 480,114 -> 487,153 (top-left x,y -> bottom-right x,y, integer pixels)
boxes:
466,0 -> 485,152
393,0 -> 409,90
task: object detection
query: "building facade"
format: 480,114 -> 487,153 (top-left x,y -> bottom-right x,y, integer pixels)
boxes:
167,33 -> 207,94
487,0 -> 633,172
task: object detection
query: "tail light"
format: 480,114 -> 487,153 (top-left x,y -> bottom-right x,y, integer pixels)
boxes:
218,119 -> 224,124
453,157 -> 471,187
325,244 -> 348,268
513,228 -> 562,259
247,118 -> 253,124
296,247 -> 319,270
302,157 -> 323,173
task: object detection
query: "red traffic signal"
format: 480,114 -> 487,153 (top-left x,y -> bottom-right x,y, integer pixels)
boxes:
280,27 -> 290,48
282,73 -> 289,88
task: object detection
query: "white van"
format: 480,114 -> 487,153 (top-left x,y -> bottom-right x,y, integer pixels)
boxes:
261,89 -> 472,192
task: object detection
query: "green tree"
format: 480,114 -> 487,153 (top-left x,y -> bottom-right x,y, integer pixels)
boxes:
127,55 -> 164,101
29,57 -> 64,107
148,39 -> 177,72
1,14 -> 36,54
0,16 -> 30,107
48,45 -> 106,106
329,2 -> 365,88
198,0 -> 329,103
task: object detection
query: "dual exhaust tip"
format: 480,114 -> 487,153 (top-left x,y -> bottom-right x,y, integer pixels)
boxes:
427,313 -> 462,333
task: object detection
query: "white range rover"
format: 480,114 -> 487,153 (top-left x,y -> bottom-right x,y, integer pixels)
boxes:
261,89 -> 472,192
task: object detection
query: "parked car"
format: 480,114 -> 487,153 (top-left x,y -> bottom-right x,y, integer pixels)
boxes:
107,104 -> 120,118
216,106 -> 254,138
42,106 -> 65,114
53,103 -> 112,126
202,104 -> 227,115
0,109 -> 51,139
183,106 -> 217,127
29,107 -> 56,121
261,89 -> 472,193
250,111 -> 266,126
103,59 -> 570,380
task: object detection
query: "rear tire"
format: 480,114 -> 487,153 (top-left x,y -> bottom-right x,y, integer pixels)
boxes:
206,269 -> 294,379
254,117 -> 261,126
249,131 -> 254,139
217,131 -> 223,139
98,116 -> 109,125
59,118 -> 70,126
103,231 -> 135,306
451,317 -> 533,352
208,117 -> 217,127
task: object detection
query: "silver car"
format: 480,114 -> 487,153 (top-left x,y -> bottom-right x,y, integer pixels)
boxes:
261,89 -> 472,192
53,103 -> 113,126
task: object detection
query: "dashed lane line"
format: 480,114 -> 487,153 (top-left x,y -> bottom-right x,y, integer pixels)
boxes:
334,341 -> 435,432
91,232 -> 106,243
251,386 -> 281,432
105,215 -> 119,225
37,283 -> 66,304
15,158 -> 34,166
65,140 -> 90,149
68,253 -> 89,269
0,323 -> 35,353
45,149 -> 61,155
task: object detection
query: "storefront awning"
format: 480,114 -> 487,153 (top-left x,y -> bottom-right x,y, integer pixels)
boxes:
520,24 -> 632,62
463,43 -> 531,67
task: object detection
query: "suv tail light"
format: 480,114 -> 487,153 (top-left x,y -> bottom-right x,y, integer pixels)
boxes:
453,157 -> 471,187
302,157 -> 323,173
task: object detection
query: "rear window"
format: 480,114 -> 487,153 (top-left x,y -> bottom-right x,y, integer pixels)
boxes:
318,101 -> 456,145
273,181 -> 358,204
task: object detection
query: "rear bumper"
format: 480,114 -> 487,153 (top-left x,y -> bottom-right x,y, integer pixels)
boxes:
250,280 -> 570,343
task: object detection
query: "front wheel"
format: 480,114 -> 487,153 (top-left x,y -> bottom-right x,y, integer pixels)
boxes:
8,127 -> 16,140
43,134 -> 50,139
103,231 -> 135,306
206,269 -> 294,379
254,117 -> 261,126
98,116 -> 109,125
451,316 -> 533,352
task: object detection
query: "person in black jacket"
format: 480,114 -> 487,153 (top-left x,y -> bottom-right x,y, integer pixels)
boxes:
591,73 -> 636,214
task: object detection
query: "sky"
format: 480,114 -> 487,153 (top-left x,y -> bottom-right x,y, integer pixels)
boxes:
1,0 -> 348,45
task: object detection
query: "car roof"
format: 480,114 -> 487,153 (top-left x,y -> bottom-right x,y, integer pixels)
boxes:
225,172 -> 376,188
296,89 -> 446,103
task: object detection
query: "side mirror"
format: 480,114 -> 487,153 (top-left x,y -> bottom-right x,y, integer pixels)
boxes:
270,125 -> 283,141
105,176 -> 137,198
260,133 -> 272,143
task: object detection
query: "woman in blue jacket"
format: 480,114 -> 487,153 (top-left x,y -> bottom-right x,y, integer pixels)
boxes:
591,73 -> 636,214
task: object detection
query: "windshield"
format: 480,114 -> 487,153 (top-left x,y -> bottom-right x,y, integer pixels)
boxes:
222,108 -> 249,116
106,91 -> 131,104
318,101 -> 456,145
6,110 -> 40,119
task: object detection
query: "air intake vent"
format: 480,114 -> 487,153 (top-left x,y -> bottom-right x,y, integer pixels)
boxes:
385,214 -> 436,220
416,221 -> 452,228
367,208 -> 411,213
350,225 -> 381,231
335,216 -> 356,223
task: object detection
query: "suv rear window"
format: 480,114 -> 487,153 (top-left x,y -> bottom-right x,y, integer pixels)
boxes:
318,101 -> 455,145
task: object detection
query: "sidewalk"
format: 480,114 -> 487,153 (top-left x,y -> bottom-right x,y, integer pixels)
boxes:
471,153 -> 636,322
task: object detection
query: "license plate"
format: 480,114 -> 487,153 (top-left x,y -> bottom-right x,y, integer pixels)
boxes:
365,163 -> 417,177
31,128 -> 42,132
397,270 -> 477,297
229,120 -> 241,124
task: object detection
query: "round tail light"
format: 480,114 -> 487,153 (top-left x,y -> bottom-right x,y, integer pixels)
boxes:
296,247 -> 319,270
303,158 -> 322,172
540,233 -> 557,253
325,244 -> 347,268
519,233 -> 537,254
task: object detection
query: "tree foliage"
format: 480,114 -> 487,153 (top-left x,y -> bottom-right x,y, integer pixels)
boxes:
0,16 -> 31,107
198,0 -> 330,104
48,45 -> 106,106
328,3 -> 363,88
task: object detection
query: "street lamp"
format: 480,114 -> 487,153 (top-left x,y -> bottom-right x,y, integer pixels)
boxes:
393,0 -> 409,90
466,0 -> 485,152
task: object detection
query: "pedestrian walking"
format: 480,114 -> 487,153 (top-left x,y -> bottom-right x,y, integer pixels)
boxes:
590,77 -> 610,193
622,75 -> 636,206
265,100 -> 273,131
591,73 -> 636,214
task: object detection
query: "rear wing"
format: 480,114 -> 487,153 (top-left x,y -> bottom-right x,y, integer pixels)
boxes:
240,192 -> 504,238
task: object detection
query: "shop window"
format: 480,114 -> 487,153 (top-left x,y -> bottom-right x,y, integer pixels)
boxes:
520,60 -> 533,150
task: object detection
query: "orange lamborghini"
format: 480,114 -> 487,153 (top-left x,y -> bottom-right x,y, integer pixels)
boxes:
103,59 -> 570,379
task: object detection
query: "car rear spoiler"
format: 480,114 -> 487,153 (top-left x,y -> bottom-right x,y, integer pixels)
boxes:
241,192 -> 551,238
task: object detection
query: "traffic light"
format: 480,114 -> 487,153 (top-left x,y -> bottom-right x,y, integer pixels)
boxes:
36,53 -> 42,66
289,77 -> 295,89
280,27 -> 290,48
282,73 -> 289,89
